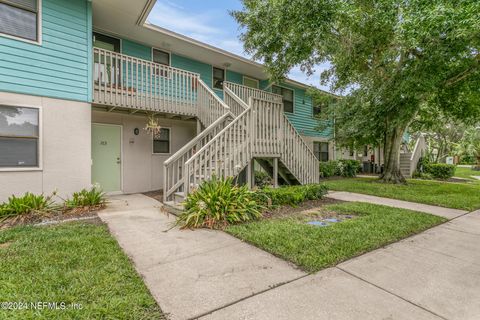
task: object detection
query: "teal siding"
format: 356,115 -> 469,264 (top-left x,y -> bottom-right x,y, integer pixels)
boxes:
278,82 -> 332,138
122,39 -> 151,60
226,70 -> 243,85
0,0 -> 91,102
171,54 -> 212,87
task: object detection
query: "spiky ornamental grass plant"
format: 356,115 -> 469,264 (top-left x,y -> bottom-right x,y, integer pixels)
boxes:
64,186 -> 106,209
0,193 -> 56,218
177,176 -> 263,229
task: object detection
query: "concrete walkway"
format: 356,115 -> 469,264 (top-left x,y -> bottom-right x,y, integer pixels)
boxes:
98,194 -> 306,320
327,191 -> 468,219
100,194 -> 480,320
203,209 -> 480,320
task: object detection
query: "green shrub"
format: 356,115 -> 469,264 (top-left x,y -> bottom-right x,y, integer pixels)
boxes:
258,184 -> 328,207
319,161 -> 338,178
0,193 -> 55,218
177,176 -> 262,229
412,171 -> 434,180
338,159 -> 361,177
65,186 -> 106,209
254,170 -> 272,188
319,160 -> 361,178
424,163 -> 456,180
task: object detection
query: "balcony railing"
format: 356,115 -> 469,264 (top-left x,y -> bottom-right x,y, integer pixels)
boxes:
93,48 -> 199,116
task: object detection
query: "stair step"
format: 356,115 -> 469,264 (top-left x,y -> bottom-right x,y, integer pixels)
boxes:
163,201 -> 184,215
174,192 -> 185,204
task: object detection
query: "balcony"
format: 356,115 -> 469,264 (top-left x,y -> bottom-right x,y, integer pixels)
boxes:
93,48 -> 199,116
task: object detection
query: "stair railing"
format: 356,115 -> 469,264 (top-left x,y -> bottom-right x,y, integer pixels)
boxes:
183,106 -> 252,197
409,134 -> 426,175
197,79 -> 231,127
163,113 -> 232,201
163,80 -> 231,202
226,82 -> 319,184
224,86 -> 248,116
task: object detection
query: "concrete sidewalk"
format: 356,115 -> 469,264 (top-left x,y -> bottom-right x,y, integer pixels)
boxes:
100,194 -> 480,320
202,210 -> 480,320
98,194 -> 306,320
327,191 -> 468,219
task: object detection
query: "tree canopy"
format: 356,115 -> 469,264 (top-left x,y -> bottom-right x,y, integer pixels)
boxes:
233,0 -> 480,182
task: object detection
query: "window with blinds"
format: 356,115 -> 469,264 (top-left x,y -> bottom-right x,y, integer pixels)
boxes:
153,128 -> 170,154
0,0 -> 39,42
0,105 -> 40,167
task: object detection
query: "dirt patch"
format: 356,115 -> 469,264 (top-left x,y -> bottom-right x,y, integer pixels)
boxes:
0,241 -> 12,249
263,198 -> 345,219
143,190 -> 163,202
0,204 -> 105,230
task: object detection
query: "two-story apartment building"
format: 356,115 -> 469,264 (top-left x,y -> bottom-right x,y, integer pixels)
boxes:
0,0 -> 333,202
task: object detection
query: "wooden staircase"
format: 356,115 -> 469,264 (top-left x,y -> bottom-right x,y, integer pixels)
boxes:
399,135 -> 427,177
163,82 -> 319,209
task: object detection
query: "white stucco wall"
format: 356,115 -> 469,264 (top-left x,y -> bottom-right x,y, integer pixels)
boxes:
92,110 -> 196,194
0,92 -> 91,202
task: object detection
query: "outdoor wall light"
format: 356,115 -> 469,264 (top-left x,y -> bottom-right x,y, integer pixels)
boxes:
134,128 -> 139,135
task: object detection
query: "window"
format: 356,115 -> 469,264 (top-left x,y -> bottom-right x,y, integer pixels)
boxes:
313,142 -> 329,162
212,67 -> 225,89
153,48 -> 170,65
313,105 -> 322,117
93,32 -> 120,52
0,0 -> 40,42
243,76 -> 259,89
272,85 -> 294,113
363,145 -> 368,157
93,33 -> 121,86
0,105 -> 40,168
153,128 -> 170,154
152,48 -> 170,77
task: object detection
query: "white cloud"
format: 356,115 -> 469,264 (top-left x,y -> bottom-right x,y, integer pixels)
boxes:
147,1 -> 334,92
148,2 -> 220,38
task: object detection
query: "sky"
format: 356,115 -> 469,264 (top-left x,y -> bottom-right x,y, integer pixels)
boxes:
147,0 -> 330,91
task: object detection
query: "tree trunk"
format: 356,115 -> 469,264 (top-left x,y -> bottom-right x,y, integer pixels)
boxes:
380,125 -> 407,184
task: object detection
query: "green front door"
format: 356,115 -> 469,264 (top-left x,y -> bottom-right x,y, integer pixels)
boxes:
92,124 -> 121,192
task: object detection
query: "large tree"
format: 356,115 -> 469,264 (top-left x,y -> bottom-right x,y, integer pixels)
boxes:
233,0 -> 480,183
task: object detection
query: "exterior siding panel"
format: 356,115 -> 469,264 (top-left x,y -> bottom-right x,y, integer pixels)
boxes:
0,0 -> 91,102
280,83 -> 332,138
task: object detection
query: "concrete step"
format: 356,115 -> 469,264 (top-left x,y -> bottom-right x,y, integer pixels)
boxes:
174,192 -> 185,204
163,201 -> 184,215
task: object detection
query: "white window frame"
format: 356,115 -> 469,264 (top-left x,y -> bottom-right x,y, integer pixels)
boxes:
151,47 -> 172,78
152,127 -> 171,155
0,104 -> 42,172
0,0 -> 42,45
151,47 -> 171,66
242,76 -> 259,89
212,66 -> 225,90
272,84 -> 295,114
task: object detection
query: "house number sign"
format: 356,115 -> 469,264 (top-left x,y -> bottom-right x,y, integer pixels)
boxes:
100,141 -> 108,145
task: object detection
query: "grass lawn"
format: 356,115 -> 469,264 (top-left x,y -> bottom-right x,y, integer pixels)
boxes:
227,202 -> 446,273
455,166 -> 480,181
323,177 -> 480,211
0,221 -> 164,320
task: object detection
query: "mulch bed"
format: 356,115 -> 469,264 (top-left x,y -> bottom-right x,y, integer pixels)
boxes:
0,204 -> 105,230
